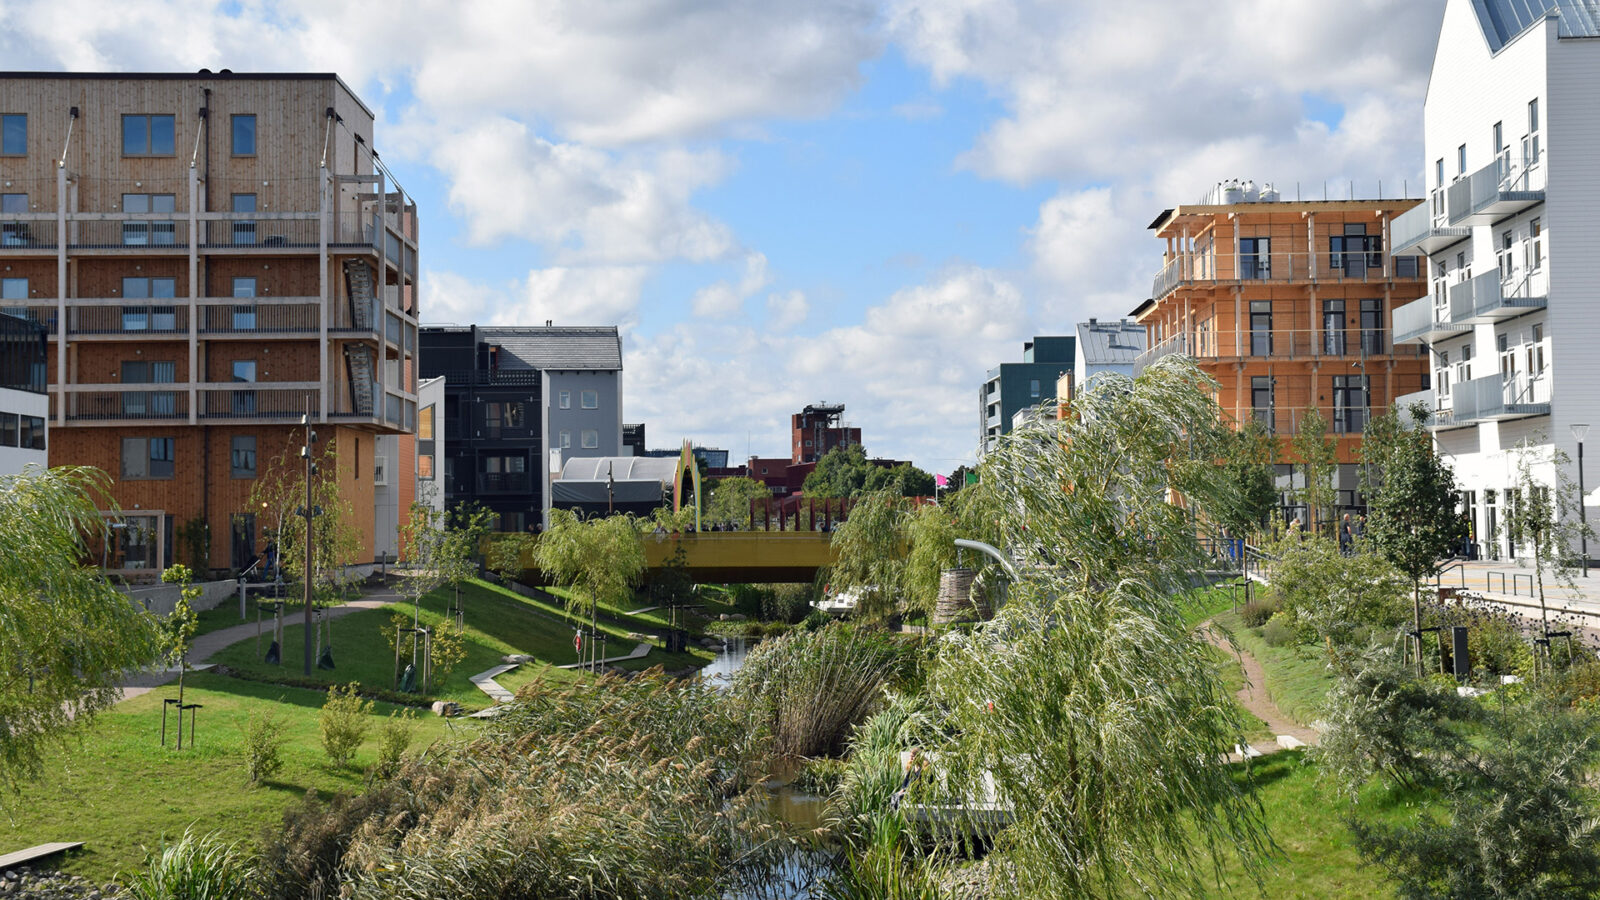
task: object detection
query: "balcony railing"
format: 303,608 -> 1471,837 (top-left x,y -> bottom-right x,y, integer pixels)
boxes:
198,299 -> 321,335
52,385 -> 189,422
1446,154 -> 1545,226
476,472 -> 532,494
1393,296 -> 1469,345
1133,327 -> 1419,367
1246,406 -> 1376,437
1391,201 -> 1469,255
1148,249 -> 1422,302
1451,372 -> 1550,423
0,213 -> 58,250
1455,269 -> 1548,324
198,215 -> 320,249
198,385 -> 320,420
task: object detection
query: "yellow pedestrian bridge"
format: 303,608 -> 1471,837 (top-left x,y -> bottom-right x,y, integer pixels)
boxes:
640,532 -> 838,583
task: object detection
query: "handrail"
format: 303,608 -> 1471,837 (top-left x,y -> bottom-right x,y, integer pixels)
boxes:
1487,571 -> 1507,594
1434,561 -> 1466,589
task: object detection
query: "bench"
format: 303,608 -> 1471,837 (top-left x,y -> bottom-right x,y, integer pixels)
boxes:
0,842 -> 84,870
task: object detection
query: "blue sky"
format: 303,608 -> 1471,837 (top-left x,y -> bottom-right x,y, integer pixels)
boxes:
0,0 -> 1447,472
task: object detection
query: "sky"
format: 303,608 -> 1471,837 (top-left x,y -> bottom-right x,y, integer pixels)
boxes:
0,0 -> 1448,473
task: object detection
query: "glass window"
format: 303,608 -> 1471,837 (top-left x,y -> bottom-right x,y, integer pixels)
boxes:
1529,98 -> 1540,133
231,435 -> 256,478
122,277 -> 178,331
560,430 -> 571,449
122,115 -> 175,155
0,412 -> 17,447
1435,158 -> 1444,187
121,437 -> 173,479
559,390 -> 571,409
231,114 -> 256,155
1028,380 -> 1040,399
121,194 -> 178,245
20,416 -> 43,451
1322,299 -> 1347,355
150,437 -> 174,477
1332,375 -> 1370,434
1249,300 -> 1273,356
1527,218 -> 1543,271
581,390 -> 598,409
419,404 -> 434,440
231,277 -> 256,330
1457,144 -> 1467,176
1,277 -> 26,318
231,193 -> 257,245
1251,376 -> 1274,432
418,454 -> 434,479
232,360 -> 256,382
581,429 -> 599,449
0,115 -> 23,155
0,194 -> 30,248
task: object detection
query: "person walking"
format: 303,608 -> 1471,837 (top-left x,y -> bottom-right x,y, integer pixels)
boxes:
1339,514 -> 1354,555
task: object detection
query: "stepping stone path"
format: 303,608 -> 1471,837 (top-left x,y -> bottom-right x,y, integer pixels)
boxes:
466,642 -> 655,705
1200,621 -> 1322,763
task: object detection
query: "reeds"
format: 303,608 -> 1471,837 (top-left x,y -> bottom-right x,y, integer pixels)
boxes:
734,623 -> 905,760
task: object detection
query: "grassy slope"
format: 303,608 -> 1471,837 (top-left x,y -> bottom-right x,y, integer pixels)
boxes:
0,673 -> 470,883
1214,609 -> 1338,728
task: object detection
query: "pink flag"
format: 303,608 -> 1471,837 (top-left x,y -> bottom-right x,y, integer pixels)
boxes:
935,474 -> 949,487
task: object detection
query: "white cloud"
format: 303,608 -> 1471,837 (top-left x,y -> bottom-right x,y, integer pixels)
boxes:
766,290 -> 810,331
423,266 -> 650,329
691,252 -> 771,318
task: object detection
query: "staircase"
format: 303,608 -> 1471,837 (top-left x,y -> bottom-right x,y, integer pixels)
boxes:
342,259 -> 376,331
343,344 -> 376,417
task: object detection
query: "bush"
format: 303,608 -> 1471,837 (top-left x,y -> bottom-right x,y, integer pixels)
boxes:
256,783 -> 414,900
763,583 -> 816,623
121,830 -> 254,900
1239,597 -> 1279,628
242,708 -> 288,785
372,708 -> 415,780
791,756 -> 849,796
319,683 -> 373,769
1261,614 -> 1296,648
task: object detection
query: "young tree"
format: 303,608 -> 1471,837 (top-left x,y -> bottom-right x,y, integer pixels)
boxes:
925,357 -> 1269,897
1503,436 -> 1594,658
534,509 -> 646,671
248,437 -> 361,613
825,490 -> 908,622
1260,531 -> 1407,671
706,476 -> 772,529
440,502 -> 493,625
160,563 -> 202,740
1216,418 -> 1280,539
1290,405 -> 1338,536
1363,404 -> 1461,675
0,466 -> 162,788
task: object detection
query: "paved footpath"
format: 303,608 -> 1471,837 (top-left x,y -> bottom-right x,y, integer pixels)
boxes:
113,589 -> 402,705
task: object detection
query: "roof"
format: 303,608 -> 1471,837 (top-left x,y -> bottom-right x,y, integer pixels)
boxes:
1472,0 -> 1600,52
1075,319 -> 1148,365
481,326 -> 623,371
558,456 -> 677,483
0,71 -> 373,119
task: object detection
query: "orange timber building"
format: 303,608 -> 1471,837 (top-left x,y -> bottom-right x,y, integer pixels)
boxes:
0,72 -> 419,575
1131,187 -> 1431,524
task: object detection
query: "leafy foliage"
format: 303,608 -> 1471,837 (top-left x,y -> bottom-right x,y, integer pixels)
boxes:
242,708 -> 289,785
1502,436 -> 1595,645
248,437 -> 362,606
120,830 -> 255,900
371,709 -> 416,781
1259,533 -> 1407,666
804,444 -> 936,498
1289,405 -> 1338,536
706,475 -> 773,528
925,358 -> 1270,897
827,491 -> 910,622
318,683 -> 373,769
1216,418 -> 1280,536
0,466 -> 162,791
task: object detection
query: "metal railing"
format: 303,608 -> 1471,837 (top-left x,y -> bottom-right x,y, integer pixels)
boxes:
1149,249 -> 1420,302
198,299 -> 321,334
476,472 -> 532,494
56,388 -> 189,421
1132,327 -> 1418,365
70,218 -> 192,250
198,387 -> 319,420
1391,201 -> 1469,254
1452,372 -> 1551,423
198,216 -> 320,248
1446,154 -> 1545,226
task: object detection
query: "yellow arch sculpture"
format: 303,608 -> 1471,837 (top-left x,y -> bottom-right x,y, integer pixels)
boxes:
672,439 -> 703,531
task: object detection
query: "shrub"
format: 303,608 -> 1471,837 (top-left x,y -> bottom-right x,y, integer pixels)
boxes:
1261,614 -> 1296,648
1239,597 -> 1279,628
256,783 -> 414,900
242,708 -> 288,785
763,583 -> 816,623
319,683 -> 373,769
121,830 -> 254,900
371,708 -> 415,780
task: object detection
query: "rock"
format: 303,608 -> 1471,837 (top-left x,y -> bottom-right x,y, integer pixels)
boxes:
728,613 -> 747,621
719,613 -> 729,621
430,700 -> 461,717
501,654 -> 533,664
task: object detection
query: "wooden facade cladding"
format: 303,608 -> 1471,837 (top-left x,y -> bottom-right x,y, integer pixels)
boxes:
1135,199 -> 1431,464
1,72 -> 419,571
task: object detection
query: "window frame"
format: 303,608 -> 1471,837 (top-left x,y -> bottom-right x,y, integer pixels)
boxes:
580,389 -> 598,409
0,114 -> 24,156
580,429 -> 599,449
559,390 -> 571,409
121,114 -> 177,157
230,114 -> 256,157
0,412 -> 17,447
230,435 -> 257,478
19,415 -> 44,451
121,436 -> 174,479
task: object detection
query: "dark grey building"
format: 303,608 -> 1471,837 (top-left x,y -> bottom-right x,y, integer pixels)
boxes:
979,335 -> 1075,456
419,325 -> 622,531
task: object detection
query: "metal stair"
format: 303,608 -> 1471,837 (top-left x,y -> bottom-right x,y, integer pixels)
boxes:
343,344 -> 376,417
342,259 -> 376,330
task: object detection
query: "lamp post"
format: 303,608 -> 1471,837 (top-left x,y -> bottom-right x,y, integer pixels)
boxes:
301,408 -> 318,676
1574,423 -> 1590,577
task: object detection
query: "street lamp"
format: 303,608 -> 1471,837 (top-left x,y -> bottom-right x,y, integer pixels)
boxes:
1574,423 -> 1590,577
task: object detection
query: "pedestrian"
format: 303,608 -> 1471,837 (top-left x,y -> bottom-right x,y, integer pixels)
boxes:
1339,514 -> 1353,555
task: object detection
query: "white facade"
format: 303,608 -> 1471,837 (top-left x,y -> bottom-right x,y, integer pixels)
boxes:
0,386 -> 47,475
1395,0 -> 1600,562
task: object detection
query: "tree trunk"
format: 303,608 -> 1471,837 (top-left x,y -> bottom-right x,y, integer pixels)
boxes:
1413,578 -> 1424,677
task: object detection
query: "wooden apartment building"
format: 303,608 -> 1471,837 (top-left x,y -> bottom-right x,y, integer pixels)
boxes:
0,72 -> 419,575
1131,187 -> 1431,523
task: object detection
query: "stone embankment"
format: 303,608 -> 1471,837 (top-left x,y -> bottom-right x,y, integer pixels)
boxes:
0,867 -> 120,898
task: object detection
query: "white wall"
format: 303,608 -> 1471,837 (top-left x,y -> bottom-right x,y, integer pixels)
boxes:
0,387 -> 47,475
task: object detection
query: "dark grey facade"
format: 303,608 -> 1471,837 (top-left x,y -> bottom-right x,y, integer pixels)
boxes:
979,335 -> 1075,456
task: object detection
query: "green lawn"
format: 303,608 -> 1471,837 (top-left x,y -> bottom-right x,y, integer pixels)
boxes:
1202,750 -> 1426,898
0,673 -> 470,884
1183,580 -> 1250,628
1214,610 -> 1339,728
1209,644 -> 1274,743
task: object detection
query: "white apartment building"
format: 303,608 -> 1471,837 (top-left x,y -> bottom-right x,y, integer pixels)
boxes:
1392,0 -> 1600,562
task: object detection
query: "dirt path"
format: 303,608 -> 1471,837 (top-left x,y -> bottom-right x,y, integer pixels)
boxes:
1200,620 -> 1320,756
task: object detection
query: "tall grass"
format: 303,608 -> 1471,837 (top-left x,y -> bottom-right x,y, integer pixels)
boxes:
120,831 -> 254,900
734,623 -> 908,759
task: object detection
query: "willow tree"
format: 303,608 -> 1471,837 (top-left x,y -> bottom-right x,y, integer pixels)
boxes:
924,357 -> 1269,898
534,509 -> 646,671
826,490 -> 908,622
0,466 -> 162,789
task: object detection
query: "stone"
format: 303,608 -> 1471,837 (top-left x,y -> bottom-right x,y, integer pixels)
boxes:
430,700 -> 461,717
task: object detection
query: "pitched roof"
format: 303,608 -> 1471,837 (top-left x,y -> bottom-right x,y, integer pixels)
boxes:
1075,319 -> 1148,365
1473,0 -> 1600,52
481,327 -> 622,371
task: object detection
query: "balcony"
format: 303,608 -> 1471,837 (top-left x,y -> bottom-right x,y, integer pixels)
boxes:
1148,248 -> 1421,303
198,385 -> 320,421
1451,269 -> 1547,325
1393,296 -> 1469,345
1451,372 -> 1550,423
1247,406 -> 1375,437
198,214 -> 320,249
1391,202 -> 1469,255
1446,155 -> 1544,226
476,472 -> 532,494
1391,388 -> 1468,430
0,213 -> 58,251
51,385 -> 189,423
1137,327 -> 1421,368
1133,333 -> 1188,375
